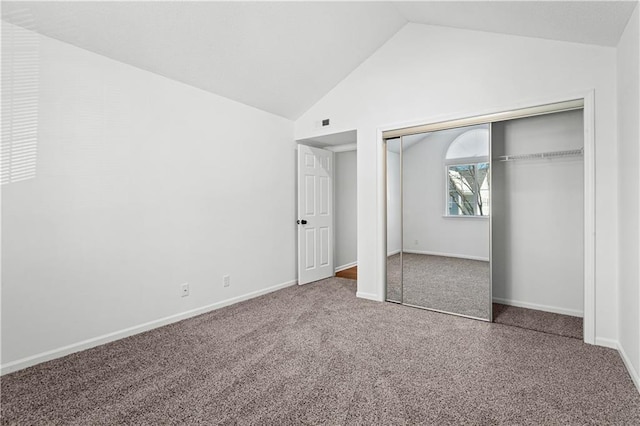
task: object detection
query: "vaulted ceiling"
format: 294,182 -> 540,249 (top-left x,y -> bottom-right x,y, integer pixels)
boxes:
2,1 -> 637,120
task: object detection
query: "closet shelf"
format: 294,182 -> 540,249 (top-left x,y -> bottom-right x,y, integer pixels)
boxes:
496,147 -> 583,162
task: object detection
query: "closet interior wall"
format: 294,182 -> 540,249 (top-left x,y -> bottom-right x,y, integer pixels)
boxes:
491,110 -> 585,318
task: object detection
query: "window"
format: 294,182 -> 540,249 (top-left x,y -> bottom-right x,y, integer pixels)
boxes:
1,23 -> 39,185
447,162 -> 489,216
445,127 -> 490,217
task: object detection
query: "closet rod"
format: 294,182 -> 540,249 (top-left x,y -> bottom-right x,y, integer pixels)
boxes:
496,147 -> 584,162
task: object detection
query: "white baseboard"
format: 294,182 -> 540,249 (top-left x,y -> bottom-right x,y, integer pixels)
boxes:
618,342 -> 640,394
335,261 -> 357,273
387,249 -> 401,256
594,338 -> 640,394
0,279 -> 298,376
595,337 -> 618,349
356,291 -> 383,302
402,249 -> 489,262
492,297 -> 583,318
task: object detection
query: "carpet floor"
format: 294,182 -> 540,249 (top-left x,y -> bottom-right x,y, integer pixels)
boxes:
2,278 -> 639,425
387,254 -> 584,338
387,253 -> 491,319
493,303 -> 584,340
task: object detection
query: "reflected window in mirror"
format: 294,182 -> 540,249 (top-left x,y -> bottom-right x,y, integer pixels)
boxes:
444,127 -> 490,217
447,163 -> 489,216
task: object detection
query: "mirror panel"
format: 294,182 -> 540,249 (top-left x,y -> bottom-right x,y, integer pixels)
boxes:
387,125 -> 491,320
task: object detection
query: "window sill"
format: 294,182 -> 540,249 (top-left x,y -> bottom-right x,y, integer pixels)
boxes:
442,215 -> 490,219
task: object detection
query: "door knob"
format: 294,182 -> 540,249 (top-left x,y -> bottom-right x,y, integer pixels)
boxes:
297,219 -> 308,225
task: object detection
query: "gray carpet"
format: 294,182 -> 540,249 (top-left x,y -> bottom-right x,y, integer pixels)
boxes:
493,303 -> 583,339
387,253 -> 491,319
386,252 -> 402,302
2,278 -> 639,424
387,253 -> 584,338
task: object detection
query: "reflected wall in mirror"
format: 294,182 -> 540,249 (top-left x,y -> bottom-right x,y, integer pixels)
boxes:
386,124 -> 492,320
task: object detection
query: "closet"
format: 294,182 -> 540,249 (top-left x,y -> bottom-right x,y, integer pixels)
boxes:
491,110 -> 584,337
385,102 -> 585,338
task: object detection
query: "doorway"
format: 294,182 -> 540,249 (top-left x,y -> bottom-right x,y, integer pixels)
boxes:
296,130 -> 358,285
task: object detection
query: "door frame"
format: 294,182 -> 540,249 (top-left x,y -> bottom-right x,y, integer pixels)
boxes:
376,90 -> 596,344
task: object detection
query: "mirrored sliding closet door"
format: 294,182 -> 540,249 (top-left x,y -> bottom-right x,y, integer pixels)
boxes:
386,137 -> 403,304
385,125 -> 492,321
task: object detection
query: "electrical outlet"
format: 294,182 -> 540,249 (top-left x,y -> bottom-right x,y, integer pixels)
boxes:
181,283 -> 189,297
223,275 -> 230,287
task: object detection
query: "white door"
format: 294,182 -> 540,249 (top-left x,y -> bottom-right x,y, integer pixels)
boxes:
298,144 -> 334,285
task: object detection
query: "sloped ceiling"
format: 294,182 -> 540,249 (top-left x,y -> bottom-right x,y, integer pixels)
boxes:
2,1 -> 637,120
396,1 -> 638,48
1,2 -> 407,119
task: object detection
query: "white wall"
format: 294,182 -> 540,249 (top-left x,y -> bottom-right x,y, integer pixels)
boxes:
294,23 -> 618,342
402,127 -> 489,260
386,146 -> 401,255
617,4 -> 640,386
1,24 -> 296,371
334,150 -> 357,269
492,110 -> 584,317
